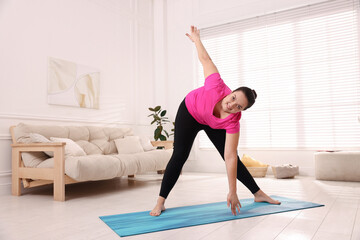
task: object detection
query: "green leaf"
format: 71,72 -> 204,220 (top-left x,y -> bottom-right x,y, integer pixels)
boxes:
154,115 -> 161,121
151,119 -> 156,125
160,110 -> 167,117
164,130 -> 169,138
159,135 -> 166,141
149,107 -> 155,111
147,114 -> 154,117
154,106 -> 161,112
155,127 -> 161,139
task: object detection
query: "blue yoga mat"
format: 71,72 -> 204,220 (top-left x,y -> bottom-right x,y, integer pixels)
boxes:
100,196 -> 324,237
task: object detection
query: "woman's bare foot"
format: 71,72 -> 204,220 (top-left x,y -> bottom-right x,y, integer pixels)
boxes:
150,204 -> 166,216
254,189 -> 281,205
150,197 -> 166,216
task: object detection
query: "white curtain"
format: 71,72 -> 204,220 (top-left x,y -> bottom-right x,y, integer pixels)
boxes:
197,0 -> 360,150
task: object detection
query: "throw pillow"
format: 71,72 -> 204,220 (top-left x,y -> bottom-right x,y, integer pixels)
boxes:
17,137 -> 49,167
241,154 -> 268,167
50,137 -> 86,156
29,133 -> 54,157
114,136 -> 144,154
139,135 -> 156,151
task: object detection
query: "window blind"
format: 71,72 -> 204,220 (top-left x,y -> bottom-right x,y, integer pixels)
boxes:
197,0 -> 360,149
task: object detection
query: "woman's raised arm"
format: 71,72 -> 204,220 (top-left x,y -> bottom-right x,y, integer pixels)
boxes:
186,25 -> 219,79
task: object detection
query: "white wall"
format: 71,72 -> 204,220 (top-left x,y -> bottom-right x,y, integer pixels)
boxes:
0,0 -> 162,195
164,0 -> 339,176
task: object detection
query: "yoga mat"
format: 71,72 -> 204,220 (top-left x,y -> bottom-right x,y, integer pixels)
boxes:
99,195 -> 324,237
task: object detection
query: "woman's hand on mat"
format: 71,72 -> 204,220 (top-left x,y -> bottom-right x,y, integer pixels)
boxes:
186,25 -> 200,43
227,192 -> 241,215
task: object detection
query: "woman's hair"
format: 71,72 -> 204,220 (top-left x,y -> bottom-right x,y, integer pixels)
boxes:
233,87 -> 257,110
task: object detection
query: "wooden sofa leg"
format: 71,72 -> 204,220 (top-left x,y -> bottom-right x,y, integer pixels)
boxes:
54,148 -> 65,201
128,175 -> 135,178
11,148 -> 21,196
54,180 -> 65,201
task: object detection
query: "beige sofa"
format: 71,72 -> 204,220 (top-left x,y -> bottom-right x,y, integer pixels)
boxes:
10,123 -> 173,201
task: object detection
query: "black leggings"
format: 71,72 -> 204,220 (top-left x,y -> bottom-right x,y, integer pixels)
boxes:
159,98 -> 260,199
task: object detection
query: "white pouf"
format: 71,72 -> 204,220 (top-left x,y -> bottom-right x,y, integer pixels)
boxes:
314,151 -> 360,182
272,164 -> 299,179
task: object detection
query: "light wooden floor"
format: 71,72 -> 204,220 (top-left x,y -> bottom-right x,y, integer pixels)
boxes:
1,173 -> 359,240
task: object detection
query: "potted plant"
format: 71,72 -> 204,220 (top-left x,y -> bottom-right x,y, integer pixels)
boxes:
148,105 -> 173,141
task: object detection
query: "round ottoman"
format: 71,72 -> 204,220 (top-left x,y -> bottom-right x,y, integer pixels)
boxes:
314,151 -> 360,181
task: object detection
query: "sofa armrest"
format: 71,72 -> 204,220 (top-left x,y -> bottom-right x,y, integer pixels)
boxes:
151,141 -> 173,150
11,142 -> 65,151
11,142 -> 66,201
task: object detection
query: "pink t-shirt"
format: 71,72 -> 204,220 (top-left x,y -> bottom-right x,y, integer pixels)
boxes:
185,73 -> 241,134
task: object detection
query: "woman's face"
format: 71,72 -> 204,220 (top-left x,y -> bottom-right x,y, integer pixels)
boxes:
222,91 -> 248,114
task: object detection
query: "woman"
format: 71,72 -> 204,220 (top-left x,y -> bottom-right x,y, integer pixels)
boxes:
150,26 -> 280,217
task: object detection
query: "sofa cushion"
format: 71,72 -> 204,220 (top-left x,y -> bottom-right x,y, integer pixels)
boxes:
13,123 -> 133,155
38,155 -> 121,182
139,136 -> 157,151
14,123 -> 69,140
21,152 -> 49,168
50,137 -> 86,156
115,136 -> 144,154
17,135 -> 49,167
115,149 -> 173,177
133,149 -> 173,173
36,149 -> 173,181
29,133 -> 54,157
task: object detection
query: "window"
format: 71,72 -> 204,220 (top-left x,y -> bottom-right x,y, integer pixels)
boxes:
198,0 -> 360,149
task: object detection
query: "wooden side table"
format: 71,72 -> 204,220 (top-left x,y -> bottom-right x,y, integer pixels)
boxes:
151,140 -> 174,150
